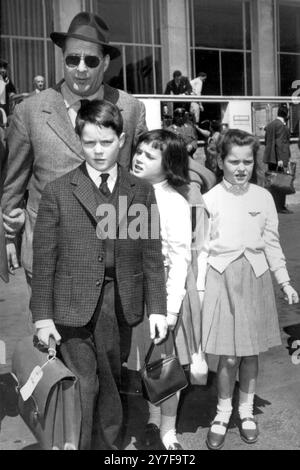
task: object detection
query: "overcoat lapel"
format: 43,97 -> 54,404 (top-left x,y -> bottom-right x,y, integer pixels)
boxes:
43,87 -> 84,160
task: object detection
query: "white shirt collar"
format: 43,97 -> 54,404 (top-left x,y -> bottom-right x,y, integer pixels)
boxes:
222,177 -> 250,194
85,162 -> 118,191
153,179 -> 168,191
277,116 -> 286,125
61,81 -> 104,109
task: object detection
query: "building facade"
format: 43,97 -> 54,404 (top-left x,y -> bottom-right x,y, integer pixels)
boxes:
1,0 -> 300,98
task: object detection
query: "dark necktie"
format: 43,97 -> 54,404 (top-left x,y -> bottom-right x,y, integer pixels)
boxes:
99,173 -> 111,196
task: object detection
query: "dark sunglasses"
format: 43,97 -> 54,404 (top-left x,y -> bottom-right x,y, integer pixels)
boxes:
65,54 -> 102,68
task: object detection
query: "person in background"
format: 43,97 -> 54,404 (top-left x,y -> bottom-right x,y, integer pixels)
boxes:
263,104 -> 292,214
32,75 -> 46,94
164,70 -> 192,112
0,58 -> 17,118
198,129 -> 299,450
205,120 -> 223,182
1,12 -> 147,301
190,72 -> 207,125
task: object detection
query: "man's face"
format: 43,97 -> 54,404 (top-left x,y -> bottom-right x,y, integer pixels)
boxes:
0,66 -> 7,79
63,38 -> 110,97
34,76 -> 45,91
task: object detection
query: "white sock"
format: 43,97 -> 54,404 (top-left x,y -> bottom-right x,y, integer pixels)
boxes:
211,397 -> 232,435
160,414 -> 177,448
239,390 -> 256,430
147,402 -> 161,428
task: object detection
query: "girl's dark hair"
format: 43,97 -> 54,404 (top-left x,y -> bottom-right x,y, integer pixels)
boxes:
75,99 -> 123,137
135,129 -> 190,187
218,129 -> 260,183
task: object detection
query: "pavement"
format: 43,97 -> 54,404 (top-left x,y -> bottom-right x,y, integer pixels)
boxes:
0,203 -> 300,451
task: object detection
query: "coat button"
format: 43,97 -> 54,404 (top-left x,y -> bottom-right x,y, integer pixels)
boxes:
98,256 -> 104,262
96,280 -> 101,286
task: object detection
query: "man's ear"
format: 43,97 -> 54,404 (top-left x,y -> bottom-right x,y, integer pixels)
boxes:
217,155 -> 223,170
119,132 -> 126,149
103,54 -> 110,73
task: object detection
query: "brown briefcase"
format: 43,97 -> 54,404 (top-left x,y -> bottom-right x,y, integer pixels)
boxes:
12,336 -> 81,450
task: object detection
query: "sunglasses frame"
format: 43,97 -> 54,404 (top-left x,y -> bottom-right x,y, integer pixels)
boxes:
65,54 -> 102,69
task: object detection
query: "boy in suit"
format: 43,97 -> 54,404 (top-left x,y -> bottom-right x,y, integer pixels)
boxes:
31,100 -> 167,450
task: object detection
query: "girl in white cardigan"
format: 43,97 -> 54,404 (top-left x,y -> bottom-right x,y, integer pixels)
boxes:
198,129 -> 299,450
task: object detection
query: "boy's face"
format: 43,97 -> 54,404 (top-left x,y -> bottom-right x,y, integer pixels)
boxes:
80,123 -> 125,172
218,144 -> 254,186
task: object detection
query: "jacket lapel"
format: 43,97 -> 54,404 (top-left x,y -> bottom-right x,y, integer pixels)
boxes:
71,164 -> 99,225
43,86 -> 84,160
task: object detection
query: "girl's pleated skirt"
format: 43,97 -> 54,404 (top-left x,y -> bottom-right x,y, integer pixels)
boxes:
201,256 -> 282,356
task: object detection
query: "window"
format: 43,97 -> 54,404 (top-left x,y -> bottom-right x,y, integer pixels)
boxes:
189,0 -> 252,96
86,0 -> 163,93
1,0 -> 55,93
278,2 -> 300,96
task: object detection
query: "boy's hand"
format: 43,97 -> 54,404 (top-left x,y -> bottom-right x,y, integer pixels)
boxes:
6,242 -> 19,274
166,312 -> 178,331
149,314 -> 168,344
3,208 -> 26,238
37,325 -> 61,347
282,284 -> 299,304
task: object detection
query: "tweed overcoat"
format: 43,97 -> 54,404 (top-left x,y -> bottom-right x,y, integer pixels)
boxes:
30,164 -> 167,327
1,82 -> 147,274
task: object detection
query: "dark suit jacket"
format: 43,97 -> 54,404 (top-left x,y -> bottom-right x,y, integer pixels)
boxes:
263,118 -> 291,166
31,164 -> 167,327
0,136 -> 8,282
1,82 -> 147,274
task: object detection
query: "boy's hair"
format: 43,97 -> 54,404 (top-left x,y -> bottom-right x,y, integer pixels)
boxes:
75,99 -> 123,137
218,129 -> 260,183
135,129 -> 190,187
173,70 -> 182,79
198,72 -> 207,79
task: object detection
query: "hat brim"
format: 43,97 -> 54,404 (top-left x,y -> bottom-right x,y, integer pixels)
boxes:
50,32 -> 121,60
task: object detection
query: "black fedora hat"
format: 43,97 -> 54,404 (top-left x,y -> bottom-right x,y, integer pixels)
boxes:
50,12 -> 120,60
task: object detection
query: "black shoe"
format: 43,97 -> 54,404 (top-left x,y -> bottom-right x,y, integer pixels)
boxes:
141,423 -> 161,447
239,418 -> 259,444
206,421 -> 228,450
167,442 -> 183,450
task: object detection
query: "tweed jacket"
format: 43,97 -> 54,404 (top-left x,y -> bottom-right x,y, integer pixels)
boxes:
1,82 -> 147,274
0,138 -> 8,282
263,118 -> 291,166
31,164 -> 167,327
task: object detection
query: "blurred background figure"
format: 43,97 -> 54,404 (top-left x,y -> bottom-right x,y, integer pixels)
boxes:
31,75 -> 45,94
0,58 -> 17,118
190,72 -> 207,125
204,120 -> 223,182
164,70 -> 192,113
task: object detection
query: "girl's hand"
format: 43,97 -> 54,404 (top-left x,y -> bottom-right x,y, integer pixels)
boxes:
166,312 -> 179,330
282,284 -> 299,304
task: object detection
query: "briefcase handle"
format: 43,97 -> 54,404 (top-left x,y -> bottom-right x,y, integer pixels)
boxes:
48,336 -> 57,360
144,331 -> 178,365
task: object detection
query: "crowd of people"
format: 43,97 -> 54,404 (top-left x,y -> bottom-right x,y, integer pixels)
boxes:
0,11 -> 299,452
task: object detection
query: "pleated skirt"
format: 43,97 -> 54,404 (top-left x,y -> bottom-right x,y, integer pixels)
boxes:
201,256 -> 281,356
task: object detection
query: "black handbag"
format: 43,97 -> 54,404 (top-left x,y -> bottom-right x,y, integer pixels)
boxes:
140,333 -> 188,405
265,162 -> 296,195
12,336 -> 82,450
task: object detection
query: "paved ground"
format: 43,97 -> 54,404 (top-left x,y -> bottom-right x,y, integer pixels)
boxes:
0,202 -> 300,451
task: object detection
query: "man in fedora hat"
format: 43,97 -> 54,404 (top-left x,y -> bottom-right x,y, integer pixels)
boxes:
2,11 -> 147,283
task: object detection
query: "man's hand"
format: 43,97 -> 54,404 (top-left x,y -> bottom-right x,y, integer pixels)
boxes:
6,242 -> 19,274
282,284 -> 299,305
149,314 -> 168,344
3,208 -> 26,239
36,325 -> 61,347
166,312 -> 178,331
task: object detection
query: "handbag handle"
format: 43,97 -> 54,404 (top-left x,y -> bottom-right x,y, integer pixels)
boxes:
144,330 -> 178,366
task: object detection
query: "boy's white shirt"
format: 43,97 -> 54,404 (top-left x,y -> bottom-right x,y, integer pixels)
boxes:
197,179 -> 290,291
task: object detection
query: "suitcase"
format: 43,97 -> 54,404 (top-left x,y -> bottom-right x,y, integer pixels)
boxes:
12,336 -> 81,450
